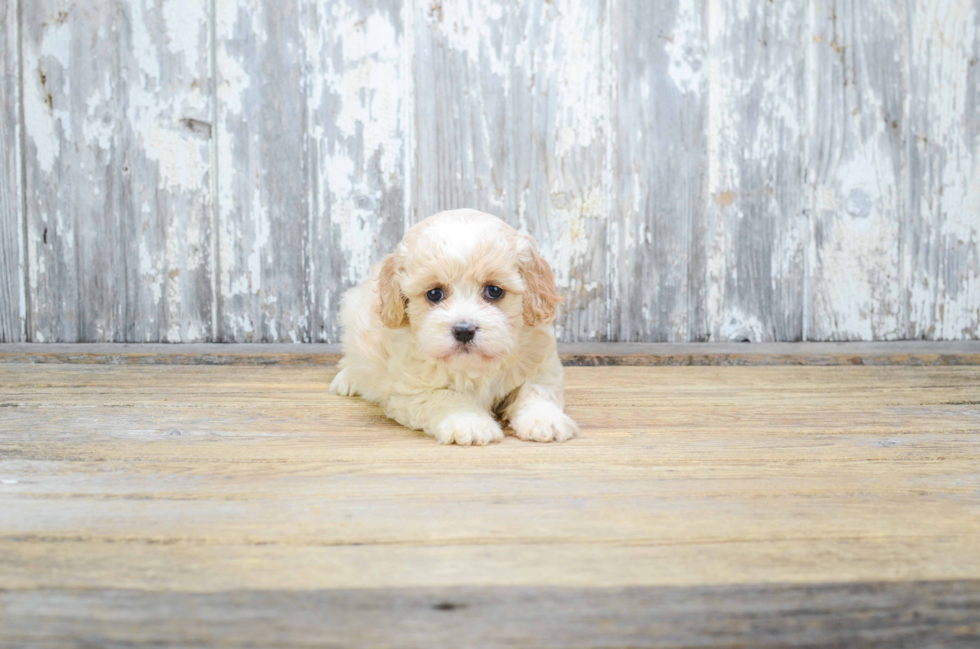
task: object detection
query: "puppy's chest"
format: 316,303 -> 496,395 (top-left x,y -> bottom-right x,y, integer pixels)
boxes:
445,368 -> 523,408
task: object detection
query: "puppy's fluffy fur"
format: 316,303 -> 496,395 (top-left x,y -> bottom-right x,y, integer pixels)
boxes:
330,209 -> 578,446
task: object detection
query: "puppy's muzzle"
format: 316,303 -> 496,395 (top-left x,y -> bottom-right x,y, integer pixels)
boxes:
452,323 -> 477,344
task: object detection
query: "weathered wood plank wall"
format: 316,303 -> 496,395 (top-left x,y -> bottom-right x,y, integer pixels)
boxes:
908,0 -> 980,340
2,0 -> 978,343
20,0 -> 214,343
0,0 -> 23,342
808,0 -> 906,341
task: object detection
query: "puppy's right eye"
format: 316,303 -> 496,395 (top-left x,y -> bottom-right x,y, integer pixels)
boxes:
426,288 -> 445,304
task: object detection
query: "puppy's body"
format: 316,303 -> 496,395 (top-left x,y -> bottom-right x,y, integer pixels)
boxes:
330,209 -> 577,446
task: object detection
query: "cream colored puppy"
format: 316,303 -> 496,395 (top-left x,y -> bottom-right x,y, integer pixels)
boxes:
330,209 -> 578,446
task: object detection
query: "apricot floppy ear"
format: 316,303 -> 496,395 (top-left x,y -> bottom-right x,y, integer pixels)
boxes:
377,253 -> 408,328
518,234 -> 564,327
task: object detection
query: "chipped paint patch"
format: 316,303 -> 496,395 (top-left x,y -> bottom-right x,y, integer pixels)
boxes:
311,0 -> 408,328
161,0 -> 206,71
143,125 -> 208,190
664,0 -> 704,95
811,146 -> 904,340
713,190 -> 735,207
719,308 -> 766,342
24,21 -> 71,175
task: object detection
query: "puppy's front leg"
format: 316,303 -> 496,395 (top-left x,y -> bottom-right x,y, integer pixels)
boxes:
385,391 -> 504,446
502,382 -> 579,443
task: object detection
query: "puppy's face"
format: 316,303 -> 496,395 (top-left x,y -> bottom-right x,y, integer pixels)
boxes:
402,236 -> 524,369
377,211 -> 561,370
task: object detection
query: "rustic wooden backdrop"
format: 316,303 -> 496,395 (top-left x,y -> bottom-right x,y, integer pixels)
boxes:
1,0 -> 977,343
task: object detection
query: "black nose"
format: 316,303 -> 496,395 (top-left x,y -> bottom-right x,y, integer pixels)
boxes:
453,323 -> 477,343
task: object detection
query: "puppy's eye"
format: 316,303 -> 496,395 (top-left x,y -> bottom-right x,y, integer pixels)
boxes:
426,288 -> 445,304
484,285 -> 504,301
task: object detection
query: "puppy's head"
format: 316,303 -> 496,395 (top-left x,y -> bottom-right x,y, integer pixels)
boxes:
376,209 -> 562,369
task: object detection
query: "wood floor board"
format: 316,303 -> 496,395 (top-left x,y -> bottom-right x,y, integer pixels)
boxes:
1,360 -> 979,646
2,582 -> 980,649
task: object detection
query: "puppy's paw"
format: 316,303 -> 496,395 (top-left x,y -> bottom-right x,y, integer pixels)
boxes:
510,403 -> 579,443
329,368 -> 356,397
433,412 -> 504,446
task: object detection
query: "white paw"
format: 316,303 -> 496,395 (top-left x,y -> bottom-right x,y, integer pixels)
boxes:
433,412 -> 504,446
510,403 -> 579,443
329,368 -> 356,396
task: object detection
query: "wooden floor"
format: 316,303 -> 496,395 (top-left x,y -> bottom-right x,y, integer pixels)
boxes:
2,349 -> 980,647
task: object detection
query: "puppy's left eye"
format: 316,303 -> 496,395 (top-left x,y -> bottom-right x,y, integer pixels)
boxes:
484,285 -> 504,301
426,288 -> 445,303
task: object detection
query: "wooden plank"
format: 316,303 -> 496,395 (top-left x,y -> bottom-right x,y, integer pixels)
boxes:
0,342 -> 343,365
609,0 -> 705,342
560,340 -> 980,366
214,0 -> 311,342
807,0 -> 908,340
9,1 -> 980,349
907,0 -> 980,340
412,0 -> 611,341
0,0 -> 24,342
2,341 -> 980,365
2,582 -> 979,648
1,364 -> 979,576
0,363 -> 979,645
22,1 -> 213,343
704,0 -> 807,342
304,0 -> 409,342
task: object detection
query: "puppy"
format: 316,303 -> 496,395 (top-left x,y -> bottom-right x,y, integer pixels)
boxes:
330,209 -> 578,446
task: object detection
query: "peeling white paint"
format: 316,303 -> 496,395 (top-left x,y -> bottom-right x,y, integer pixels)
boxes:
719,308 -> 766,342
907,0 -> 979,339
664,0 -> 704,95
140,238 -> 163,306
314,2 -> 406,296
23,93 -> 59,176
82,90 -> 113,152
431,0 -> 510,91
144,126 -> 208,190
215,0 -> 255,322
549,1 -> 606,158
807,0 -> 907,341
24,21 -> 72,175
11,0 -> 980,343
704,0 -> 809,341
129,1 -> 161,81
161,0 -> 205,71
216,47 -> 250,116
813,149 -> 903,341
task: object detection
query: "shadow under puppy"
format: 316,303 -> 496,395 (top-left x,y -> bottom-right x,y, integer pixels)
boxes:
331,209 -> 579,446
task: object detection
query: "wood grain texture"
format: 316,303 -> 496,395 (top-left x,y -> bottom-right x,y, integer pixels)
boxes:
0,0 -> 24,342
413,0 -> 611,341
907,0 -> 980,340
3,582 -> 979,648
807,0 -> 907,340
215,0 -> 311,342
0,342 -> 344,365
304,0 -> 409,342
705,0 -> 807,342
215,0 -> 409,343
0,362 -> 979,644
610,0 -> 705,342
22,1 -> 213,343
4,0 -> 980,344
